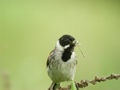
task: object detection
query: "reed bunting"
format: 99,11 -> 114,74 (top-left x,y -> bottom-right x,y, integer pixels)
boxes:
47,35 -> 79,90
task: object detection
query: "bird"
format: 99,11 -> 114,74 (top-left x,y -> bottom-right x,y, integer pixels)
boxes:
47,35 -> 79,90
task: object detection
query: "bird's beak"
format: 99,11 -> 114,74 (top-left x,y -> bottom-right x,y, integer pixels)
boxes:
72,40 -> 79,46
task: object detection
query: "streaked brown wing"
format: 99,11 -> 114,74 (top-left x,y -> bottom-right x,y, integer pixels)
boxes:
46,49 -> 55,67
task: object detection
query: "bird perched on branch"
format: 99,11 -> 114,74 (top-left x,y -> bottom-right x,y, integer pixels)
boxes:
47,35 -> 79,90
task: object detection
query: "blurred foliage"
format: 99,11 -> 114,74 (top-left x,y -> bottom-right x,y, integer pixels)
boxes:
0,1 -> 120,90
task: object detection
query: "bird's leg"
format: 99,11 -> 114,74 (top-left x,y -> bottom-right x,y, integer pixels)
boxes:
48,82 -> 55,90
48,82 -> 60,90
53,83 -> 60,90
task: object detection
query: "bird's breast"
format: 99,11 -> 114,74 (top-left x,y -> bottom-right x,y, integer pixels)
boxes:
48,51 -> 76,83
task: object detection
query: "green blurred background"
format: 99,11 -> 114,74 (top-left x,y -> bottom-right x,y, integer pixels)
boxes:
0,1 -> 120,90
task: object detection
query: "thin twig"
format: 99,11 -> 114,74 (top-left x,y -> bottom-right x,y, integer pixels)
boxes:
54,73 -> 120,90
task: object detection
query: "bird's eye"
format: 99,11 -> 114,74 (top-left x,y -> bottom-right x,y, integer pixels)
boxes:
62,39 -> 70,46
59,38 -> 70,46
59,35 -> 75,47
64,40 -> 70,45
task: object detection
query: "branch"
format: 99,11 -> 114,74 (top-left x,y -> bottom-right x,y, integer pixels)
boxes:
57,73 -> 120,90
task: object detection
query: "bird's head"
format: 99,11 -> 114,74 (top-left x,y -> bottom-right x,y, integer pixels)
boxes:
56,35 -> 79,51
